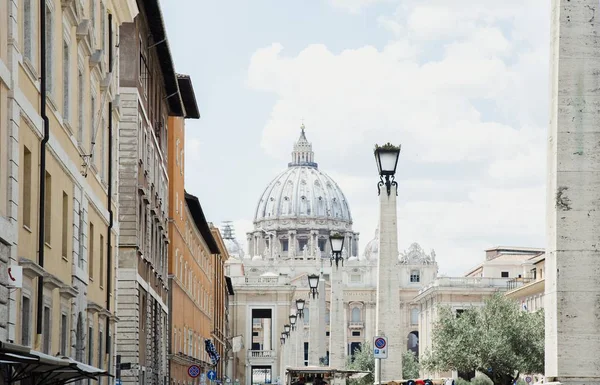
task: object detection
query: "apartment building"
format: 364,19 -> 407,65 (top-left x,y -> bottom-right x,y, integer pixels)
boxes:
0,0 -> 137,383
114,1 -> 188,385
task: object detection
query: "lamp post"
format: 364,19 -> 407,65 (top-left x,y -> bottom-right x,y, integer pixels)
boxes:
307,275 -> 319,299
280,337 -> 286,345
329,233 -> 345,268
284,324 -> 291,336
289,314 -> 297,331
374,143 -> 401,196
374,142 -> 402,384
296,299 -> 305,319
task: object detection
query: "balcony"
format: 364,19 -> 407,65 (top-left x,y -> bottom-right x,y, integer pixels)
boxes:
248,350 -> 277,363
348,321 -> 364,329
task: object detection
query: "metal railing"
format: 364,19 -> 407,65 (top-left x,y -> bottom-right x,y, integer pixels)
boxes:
249,350 -> 276,359
419,277 -> 510,294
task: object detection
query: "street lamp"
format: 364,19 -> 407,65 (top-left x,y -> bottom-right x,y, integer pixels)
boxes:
329,233 -> 345,268
281,337 -> 286,345
284,324 -> 291,335
281,332 -> 287,340
296,299 -> 306,319
374,143 -> 401,196
289,313 -> 297,331
308,274 -> 319,299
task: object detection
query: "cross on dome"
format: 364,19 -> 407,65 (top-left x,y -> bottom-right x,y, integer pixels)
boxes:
289,122 -> 317,168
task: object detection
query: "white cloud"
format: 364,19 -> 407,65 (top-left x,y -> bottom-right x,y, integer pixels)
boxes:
328,0 -> 390,13
246,0 -> 549,275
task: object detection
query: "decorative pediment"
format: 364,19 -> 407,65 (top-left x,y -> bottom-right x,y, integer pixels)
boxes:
19,258 -> 44,279
43,272 -> 64,291
76,19 -> 92,56
398,243 -> 436,265
59,285 -> 79,299
61,0 -> 81,26
87,301 -> 103,314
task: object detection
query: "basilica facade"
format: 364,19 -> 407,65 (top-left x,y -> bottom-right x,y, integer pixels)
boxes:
225,126 -> 439,385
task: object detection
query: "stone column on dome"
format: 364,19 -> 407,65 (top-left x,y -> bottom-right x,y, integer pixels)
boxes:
354,234 -> 359,257
247,233 -> 252,257
288,231 -> 296,259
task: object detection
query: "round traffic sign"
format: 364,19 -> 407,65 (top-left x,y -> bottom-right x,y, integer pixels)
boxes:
188,365 -> 201,378
208,370 -> 217,381
374,337 -> 386,349
525,377 -> 532,384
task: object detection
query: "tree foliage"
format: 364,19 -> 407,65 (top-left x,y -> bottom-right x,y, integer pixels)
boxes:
402,350 -> 420,379
421,293 -> 544,385
346,343 -> 374,385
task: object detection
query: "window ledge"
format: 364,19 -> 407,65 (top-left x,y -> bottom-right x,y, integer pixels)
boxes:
47,95 -> 59,112
22,58 -> 39,86
44,242 -> 52,249
23,224 -> 32,233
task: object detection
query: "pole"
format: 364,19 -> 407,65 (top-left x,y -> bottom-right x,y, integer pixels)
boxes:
377,358 -> 382,385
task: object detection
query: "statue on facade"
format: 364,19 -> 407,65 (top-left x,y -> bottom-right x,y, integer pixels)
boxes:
302,244 -> 308,259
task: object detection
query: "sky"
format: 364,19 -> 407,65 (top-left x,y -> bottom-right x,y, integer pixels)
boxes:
161,0 -> 550,276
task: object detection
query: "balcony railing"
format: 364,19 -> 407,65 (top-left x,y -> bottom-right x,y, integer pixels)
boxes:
348,321 -> 364,329
419,277 -> 510,294
249,350 -> 276,359
506,277 -> 535,290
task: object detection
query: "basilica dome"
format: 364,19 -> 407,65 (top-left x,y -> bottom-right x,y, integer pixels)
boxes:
253,125 -> 352,224
247,124 -> 359,259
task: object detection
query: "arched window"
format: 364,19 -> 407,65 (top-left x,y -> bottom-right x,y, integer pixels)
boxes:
351,307 -> 361,322
411,308 -> 419,325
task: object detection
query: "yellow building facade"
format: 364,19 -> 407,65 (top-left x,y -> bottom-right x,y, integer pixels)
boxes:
0,0 -> 137,380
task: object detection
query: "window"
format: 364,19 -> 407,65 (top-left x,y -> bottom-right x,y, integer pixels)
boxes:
410,308 -> 419,325
45,4 -> 53,93
78,69 -> 84,144
99,234 -> 104,287
100,3 -> 106,52
21,296 -> 31,346
23,0 -> 34,62
175,192 -> 178,213
61,313 -> 68,355
280,239 -> 288,252
89,223 -> 94,279
62,192 -> 69,258
78,207 -> 84,268
90,94 -> 96,161
298,239 -> 307,252
22,146 -> 32,228
456,309 -> 465,317
42,305 -> 51,354
410,270 -> 420,283
100,116 -> 105,178
98,330 -> 103,372
63,40 -> 70,121
318,238 -> 326,252
501,271 -> 509,278
352,331 -> 360,336
350,274 -> 361,283
351,307 -> 361,322
44,172 -> 52,244
88,326 -> 94,365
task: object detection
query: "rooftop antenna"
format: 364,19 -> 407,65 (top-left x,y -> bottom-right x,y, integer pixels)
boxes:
222,221 -> 235,240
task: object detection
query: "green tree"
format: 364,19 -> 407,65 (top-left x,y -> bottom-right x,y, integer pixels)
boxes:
346,343 -> 374,385
402,350 -> 420,379
421,293 -> 544,385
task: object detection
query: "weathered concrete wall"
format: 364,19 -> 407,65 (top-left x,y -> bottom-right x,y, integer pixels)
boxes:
375,185 -> 402,382
546,1 -> 600,382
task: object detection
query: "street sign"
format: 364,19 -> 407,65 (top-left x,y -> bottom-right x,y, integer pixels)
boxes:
373,336 -> 388,359
116,380 -> 122,385
525,377 -> 532,384
188,365 -> 201,378
7,266 -> 23,288
208,370 -> 217,381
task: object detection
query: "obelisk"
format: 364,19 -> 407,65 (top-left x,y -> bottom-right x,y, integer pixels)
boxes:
375,183 -> 402,382
546,1 -> 600,384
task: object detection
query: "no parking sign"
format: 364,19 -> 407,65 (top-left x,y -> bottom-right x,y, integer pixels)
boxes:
373,336 -> 388,359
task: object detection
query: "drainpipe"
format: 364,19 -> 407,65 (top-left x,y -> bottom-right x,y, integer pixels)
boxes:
106,13 -> 114,366
36,0 -> 49,350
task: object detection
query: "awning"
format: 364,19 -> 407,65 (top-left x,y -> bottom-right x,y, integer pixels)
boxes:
0,341 -> 111,385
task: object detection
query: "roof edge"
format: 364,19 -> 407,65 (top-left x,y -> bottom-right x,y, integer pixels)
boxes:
184,191 -> 220,254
